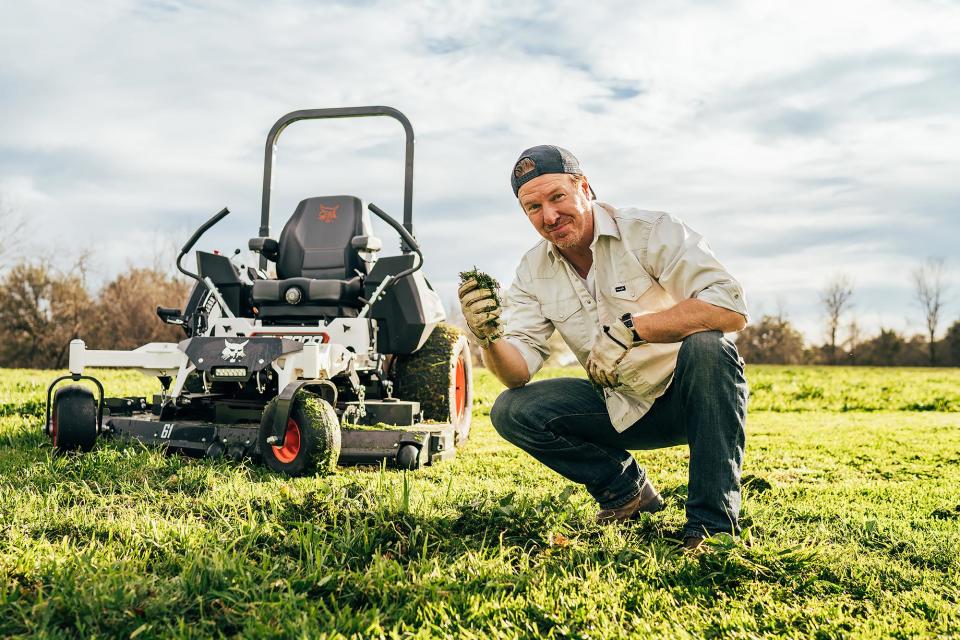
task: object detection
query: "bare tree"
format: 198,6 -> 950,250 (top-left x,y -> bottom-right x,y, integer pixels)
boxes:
821,274 -> 854,365
912,257 -> 948,365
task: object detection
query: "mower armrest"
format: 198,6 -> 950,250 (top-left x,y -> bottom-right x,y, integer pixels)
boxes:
351,235 -> 382,253
249,237 -> 279,261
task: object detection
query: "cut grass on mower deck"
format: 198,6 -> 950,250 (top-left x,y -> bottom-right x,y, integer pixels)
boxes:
1,365 -> 959,638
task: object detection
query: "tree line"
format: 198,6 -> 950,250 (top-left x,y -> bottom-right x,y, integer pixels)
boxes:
737,259 -> 958,366
0,260 -> 190,369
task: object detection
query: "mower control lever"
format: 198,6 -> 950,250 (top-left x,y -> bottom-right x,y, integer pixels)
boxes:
177,207 -> 230,282
367,203 -> 423,280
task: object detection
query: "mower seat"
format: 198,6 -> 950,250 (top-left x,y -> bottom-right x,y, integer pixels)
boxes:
250,195 -> 380,319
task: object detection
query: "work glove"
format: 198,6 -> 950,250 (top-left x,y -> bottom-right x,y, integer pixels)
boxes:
458,277 -> 504,347
586,317 -> 642,388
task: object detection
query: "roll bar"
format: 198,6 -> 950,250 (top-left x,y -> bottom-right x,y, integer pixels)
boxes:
259,106 -> 416,248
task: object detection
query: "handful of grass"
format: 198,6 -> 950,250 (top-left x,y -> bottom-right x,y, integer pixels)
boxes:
458,267 -> 501,304
459,267 -> 502,346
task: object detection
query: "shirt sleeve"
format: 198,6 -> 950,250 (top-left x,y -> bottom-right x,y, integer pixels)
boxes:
645,213 -> 750,323
500,261 -> 553,378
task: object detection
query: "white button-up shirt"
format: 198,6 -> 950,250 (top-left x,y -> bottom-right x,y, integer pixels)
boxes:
501,202 -> 749,432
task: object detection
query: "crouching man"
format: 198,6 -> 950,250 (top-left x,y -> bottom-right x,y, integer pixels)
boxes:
459,146 -> 749,549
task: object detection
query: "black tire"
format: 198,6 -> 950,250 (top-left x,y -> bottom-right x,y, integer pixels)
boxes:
396,444 -> 421,470
51,385 -> 98,453
258,393 -> 341,476
393,323 -> 473,444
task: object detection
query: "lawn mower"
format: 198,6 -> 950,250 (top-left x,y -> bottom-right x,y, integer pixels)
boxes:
44,106 -> 473,475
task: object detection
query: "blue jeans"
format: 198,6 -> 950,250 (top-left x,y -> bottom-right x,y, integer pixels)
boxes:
490,330 -> 747,539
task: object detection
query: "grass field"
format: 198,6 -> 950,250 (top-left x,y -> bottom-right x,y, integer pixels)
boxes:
1,365 -> 959,638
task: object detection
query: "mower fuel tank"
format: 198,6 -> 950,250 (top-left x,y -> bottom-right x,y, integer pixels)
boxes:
365,255 -> 445,354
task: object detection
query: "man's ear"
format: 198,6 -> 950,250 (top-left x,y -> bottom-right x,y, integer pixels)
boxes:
580,175 -> 594,200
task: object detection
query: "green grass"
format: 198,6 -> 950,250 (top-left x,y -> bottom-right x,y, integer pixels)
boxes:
1,365 -> 959,638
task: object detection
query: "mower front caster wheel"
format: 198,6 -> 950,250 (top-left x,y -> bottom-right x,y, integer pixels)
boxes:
51,385 -> 98,453
258,394 -> 342,477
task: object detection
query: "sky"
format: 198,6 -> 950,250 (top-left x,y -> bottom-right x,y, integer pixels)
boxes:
1,0 -> 958,343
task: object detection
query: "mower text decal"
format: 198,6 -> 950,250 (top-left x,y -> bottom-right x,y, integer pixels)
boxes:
318,203 -> 339,223
253,333 -> 329,345
221,339 -> 248,363
160,423 -> 173,439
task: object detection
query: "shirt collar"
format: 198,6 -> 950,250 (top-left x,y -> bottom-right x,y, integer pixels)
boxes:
546,201 -> 620,263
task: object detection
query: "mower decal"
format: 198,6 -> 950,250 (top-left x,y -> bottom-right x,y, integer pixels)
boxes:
251,332 -> 330,345
318,203 -> 339,223
161,423 -> 173,439
221,339 -> 249,363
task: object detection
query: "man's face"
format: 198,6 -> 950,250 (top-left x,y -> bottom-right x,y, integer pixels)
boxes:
518,174 -> 594,250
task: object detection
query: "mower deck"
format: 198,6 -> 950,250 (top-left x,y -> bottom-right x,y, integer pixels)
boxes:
100,409 -> 454,470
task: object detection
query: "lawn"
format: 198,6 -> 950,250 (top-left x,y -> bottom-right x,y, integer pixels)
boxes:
1,365 -> 959,638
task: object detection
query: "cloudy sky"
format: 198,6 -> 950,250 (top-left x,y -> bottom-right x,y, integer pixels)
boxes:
1,0 -> 957,342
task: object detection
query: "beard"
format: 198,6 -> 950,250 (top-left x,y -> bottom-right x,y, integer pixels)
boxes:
547,218 -> 583,249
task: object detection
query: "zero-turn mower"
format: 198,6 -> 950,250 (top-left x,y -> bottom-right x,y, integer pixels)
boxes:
44,106 -> 473,475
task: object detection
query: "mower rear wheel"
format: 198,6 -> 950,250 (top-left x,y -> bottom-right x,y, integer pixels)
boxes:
51,385 -> 98,453
258,393 -> 341,476
394,323 -> 473,444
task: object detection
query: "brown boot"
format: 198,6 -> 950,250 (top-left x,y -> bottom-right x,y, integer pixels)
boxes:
682,536 -> 706,552
596,478 -> 664,524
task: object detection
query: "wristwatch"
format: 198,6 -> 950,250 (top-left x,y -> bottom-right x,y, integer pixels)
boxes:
620,312 -> 647,345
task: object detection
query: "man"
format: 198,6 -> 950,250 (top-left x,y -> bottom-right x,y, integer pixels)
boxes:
458,145 -> 749,549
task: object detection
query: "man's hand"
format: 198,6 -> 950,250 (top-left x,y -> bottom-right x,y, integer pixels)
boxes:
586,320 -> 639,388
458,277 -> 503,347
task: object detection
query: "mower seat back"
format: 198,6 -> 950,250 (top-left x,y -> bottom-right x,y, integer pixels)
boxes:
251,195 -> 378,319
277,195 -> 371,280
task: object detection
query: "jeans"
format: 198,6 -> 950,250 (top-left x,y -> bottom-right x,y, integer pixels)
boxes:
490,330 -> 747,539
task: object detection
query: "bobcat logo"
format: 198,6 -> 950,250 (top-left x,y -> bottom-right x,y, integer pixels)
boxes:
221,339 -> 248,363
513,157 -> 536,179
318,203 -> 339,223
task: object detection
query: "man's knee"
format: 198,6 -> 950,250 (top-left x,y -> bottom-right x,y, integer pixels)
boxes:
679,330 -> 722,369
678,330 -> 742,382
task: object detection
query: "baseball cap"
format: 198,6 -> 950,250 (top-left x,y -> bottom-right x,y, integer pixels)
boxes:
510,145 -> 586,197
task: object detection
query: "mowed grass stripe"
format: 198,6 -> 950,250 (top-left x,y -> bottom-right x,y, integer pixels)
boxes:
0,367 -> 957,638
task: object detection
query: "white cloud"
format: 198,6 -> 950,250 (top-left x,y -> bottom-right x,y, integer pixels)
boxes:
0,0 -> 957,343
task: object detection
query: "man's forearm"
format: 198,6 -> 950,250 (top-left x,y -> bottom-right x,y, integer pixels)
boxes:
480,339 -> 531,389
632,298 -> 746,344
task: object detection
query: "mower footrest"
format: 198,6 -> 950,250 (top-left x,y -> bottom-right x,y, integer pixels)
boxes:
344,399 -> 420,426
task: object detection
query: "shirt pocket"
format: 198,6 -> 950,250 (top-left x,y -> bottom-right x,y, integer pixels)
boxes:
609,272 -> 653,302
540,296 -> 590,353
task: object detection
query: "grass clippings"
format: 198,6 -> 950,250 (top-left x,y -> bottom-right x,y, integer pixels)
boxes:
458,266 -> 501,306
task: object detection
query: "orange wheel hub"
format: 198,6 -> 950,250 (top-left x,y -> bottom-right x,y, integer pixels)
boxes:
454,355 -> 467,421
272,418 -> 301,463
